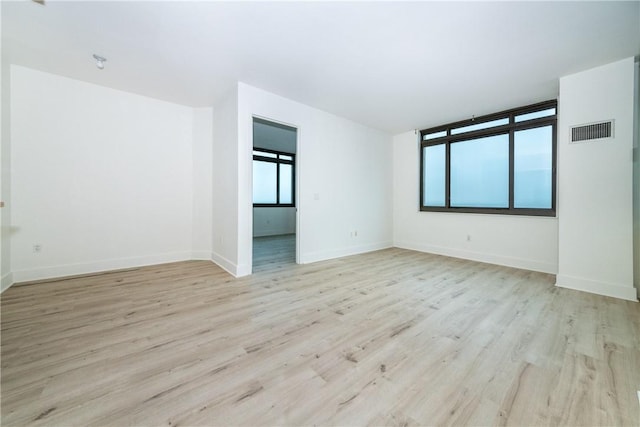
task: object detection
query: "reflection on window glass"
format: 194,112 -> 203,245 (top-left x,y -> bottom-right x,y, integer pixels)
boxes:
451,118 -> 509,135
423,145 -> 446,206
514,126 -> 553,209
253,161 -> 277,203
450,134 -> 509,208
515,108 -> 556,123
279,164 -> 292,204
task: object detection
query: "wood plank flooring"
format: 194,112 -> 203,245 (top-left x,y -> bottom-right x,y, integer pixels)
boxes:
252,234 -> 295,272
1,248 -> 639,426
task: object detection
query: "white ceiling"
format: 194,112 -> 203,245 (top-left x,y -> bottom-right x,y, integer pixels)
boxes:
3,1 -> 639,134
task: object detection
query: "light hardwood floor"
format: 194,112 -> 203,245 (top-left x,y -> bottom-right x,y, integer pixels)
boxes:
253,234 -> 296,272
1,248 -> 639,426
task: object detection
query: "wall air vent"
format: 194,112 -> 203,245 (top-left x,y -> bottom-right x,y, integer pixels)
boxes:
570,120 -> 614,143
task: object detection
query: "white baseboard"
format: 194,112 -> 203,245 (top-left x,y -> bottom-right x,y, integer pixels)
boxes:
1,272 -> 14,293
394,240 -> 558,274
556,274 -> 638,302
11,251 -> 193,284
7,250 -> 240,287
236,263 -> 252,277
300,241 -> 393,265
211,251 -> 239,277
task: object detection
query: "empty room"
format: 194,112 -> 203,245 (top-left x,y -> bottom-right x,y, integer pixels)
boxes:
1,1 -> 639,426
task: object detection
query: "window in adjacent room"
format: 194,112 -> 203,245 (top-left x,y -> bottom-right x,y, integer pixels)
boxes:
420,100 -> 556,216
253,149 -> 295,207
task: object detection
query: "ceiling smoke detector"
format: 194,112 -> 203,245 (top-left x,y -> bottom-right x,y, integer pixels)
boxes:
92,54 -> 107,70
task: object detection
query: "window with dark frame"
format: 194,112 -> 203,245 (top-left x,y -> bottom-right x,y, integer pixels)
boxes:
420,100 -> 557,216
253,148 -> 295,207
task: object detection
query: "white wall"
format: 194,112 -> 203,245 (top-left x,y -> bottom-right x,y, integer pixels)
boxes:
634,58 -> 639,294
237,83 -> 393,275
10,66 -> 194,282
253,207 -> 296,237
1,4 -> 12,291
4,72 -> 393,282
557,57 -> 636,301
192,107 -> 213,258
211,86 -> 239,275
393,131 -> 559,274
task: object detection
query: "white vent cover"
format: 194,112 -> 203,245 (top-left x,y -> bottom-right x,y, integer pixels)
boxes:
570,120 -> 614,143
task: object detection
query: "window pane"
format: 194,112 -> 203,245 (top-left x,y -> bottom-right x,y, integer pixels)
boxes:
515,108 -> 556,123
450,134 -> 509,208
451,118 -> 509,135
423,130 -> 447,141
279,164 -> 293,204
514,126 -> 553,209
280,155 -> 293,161
423,145 -> 446,206
253,161 -> 277,203
253,150 -> 277,158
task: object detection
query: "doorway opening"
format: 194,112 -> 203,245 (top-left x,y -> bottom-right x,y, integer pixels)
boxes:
252,117 -> 297,272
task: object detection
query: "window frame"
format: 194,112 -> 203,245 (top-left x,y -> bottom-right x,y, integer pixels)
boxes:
419,100 -> 557,217
253,148 -> 296,208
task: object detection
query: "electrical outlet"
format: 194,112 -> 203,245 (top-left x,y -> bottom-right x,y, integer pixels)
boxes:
33,244 -> 42,253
